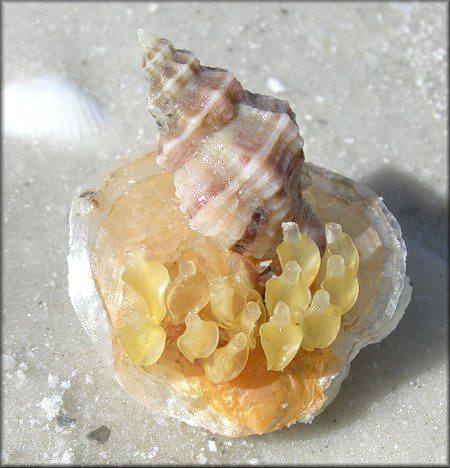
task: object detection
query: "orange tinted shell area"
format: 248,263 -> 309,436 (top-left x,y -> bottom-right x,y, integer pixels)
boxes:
91,158 -> 341,436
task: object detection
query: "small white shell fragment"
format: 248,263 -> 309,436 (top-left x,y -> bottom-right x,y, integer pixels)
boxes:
3,77 -> 105,137
2,353 -> 15,371
208,440 -> 217,452
267,77 -> 286,93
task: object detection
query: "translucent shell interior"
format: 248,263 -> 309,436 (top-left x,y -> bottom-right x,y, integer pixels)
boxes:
68,148 -> 409,437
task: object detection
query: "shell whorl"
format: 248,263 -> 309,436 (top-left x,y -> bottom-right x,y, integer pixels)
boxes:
138,30 -> 324,258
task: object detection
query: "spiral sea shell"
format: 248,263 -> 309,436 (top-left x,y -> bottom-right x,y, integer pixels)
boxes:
138,29 -> 324,258
67,31 -> 411,437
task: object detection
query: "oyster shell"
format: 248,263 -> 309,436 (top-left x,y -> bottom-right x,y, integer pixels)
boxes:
67,32 -> 410,437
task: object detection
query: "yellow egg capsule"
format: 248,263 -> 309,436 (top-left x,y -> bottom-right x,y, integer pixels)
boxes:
223,300 -> 262,350
226,253 -> 254,290
321,254 -> 359,314
177,312 -> 219,362
326,222 -> 359,274
265,260 -> 311,323
237,301 -> 262,350
203,332 -> 249,383
245,288 -> 267,326
276,221 -> 321,287
300,289 -> 342,352
122,256 -> 169,325
259,301 -> 303,371
117,312 -> 166,366
165,260 -> 210,325
224,253 -> 259,321
315,222 -> 359,286
123,308 -> 146,328
206,277 -> 236,328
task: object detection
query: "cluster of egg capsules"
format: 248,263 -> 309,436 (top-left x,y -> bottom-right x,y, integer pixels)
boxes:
117,221 -> 359,383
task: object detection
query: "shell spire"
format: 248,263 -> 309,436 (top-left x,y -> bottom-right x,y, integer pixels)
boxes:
138,30 -> 324,257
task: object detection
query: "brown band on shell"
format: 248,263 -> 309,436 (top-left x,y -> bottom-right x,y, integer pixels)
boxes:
231,205 -> 267,254
186,179 -> 232,217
